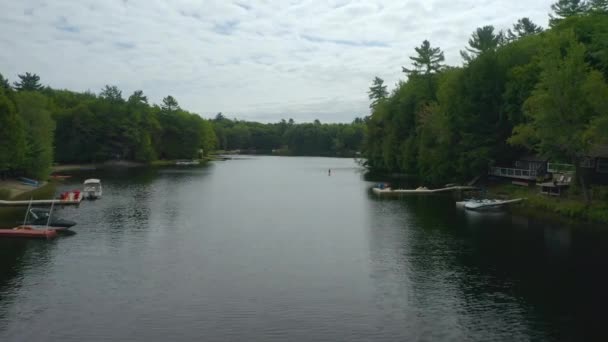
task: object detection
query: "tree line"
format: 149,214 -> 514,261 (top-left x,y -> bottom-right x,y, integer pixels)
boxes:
0,74 -> 217,179
0,74 -> 366,180
213,114 -> 365,156
363,0 -> 608,200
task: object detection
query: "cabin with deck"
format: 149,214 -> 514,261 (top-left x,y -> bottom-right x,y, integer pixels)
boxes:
488,155 -> 548,182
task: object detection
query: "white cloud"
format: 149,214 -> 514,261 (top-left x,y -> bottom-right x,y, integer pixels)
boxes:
0,0 -> 554,122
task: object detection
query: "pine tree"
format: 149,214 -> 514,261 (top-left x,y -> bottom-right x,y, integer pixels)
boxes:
13,72 -> 43,91
507,18 -> 543,42
549,0 -> 588,27
368,77 -> 388,109
402,40 -> 445,76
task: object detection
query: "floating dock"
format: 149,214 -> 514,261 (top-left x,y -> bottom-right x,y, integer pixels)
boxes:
372,186 -> 478,195
0,192 -> 83,207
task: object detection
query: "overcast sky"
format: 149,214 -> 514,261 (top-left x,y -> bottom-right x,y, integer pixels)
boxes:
0,0 -> 555,122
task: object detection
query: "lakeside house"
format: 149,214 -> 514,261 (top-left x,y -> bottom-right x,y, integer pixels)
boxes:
488,146 -> 608,194
488,155 -> 548,182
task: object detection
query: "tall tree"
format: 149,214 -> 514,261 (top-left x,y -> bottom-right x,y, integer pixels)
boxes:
128,90 -> 148,105
368,77 -> 388,109
507,18 -> 544,42
509,31 -> 608,202
588,0 -> 608,12
161,95 -> 179,112
99,85 -> 123,103
549,0 -> 589,27
13,72 -> 43,91
460,26 -> 503,63
402,40 -> 445,75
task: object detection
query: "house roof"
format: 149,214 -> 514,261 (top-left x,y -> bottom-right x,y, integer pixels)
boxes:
589,145 -> 608,158
518,154 -> 547,162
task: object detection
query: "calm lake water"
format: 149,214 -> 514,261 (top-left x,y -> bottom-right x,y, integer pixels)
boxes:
1,156 -> 607,341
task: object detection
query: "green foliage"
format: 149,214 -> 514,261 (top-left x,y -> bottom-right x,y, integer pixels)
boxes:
368,77 -> 388,109
402,40 -> 445,75
15,92 -> 55,179
506,18 -> 544,42
0,73 -> 10,92
0,92 -> 26,171
13,72 -> 43,92
364,13 -> 608,190
460,26 -> 503,63
550,0 -> 589,27
510,30 -> 608,164
212,117 -> 364,157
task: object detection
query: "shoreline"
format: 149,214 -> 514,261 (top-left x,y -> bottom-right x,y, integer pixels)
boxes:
487,183 -> 608,225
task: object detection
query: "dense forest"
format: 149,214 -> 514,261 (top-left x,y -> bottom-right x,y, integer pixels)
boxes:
212,114 -> 364,156
0,76 -> 217,179
0,74 -> 365,180
363,0 -> 608,198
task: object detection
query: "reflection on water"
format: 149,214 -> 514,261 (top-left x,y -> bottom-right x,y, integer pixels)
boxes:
0,158 -> 607,341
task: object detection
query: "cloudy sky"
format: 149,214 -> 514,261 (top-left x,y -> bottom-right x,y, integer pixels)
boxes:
0,0 -> 554,122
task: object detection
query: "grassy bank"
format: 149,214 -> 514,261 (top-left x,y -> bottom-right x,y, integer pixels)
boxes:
487,183 -> 608,224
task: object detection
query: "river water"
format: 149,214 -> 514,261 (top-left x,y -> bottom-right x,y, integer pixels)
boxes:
0,156 -> 607,341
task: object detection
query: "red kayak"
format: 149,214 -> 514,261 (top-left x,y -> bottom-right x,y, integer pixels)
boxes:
0,226 -> 58,239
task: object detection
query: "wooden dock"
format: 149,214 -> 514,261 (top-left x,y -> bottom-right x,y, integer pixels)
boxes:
0,192 -> 83,207
372,186 -> 478,195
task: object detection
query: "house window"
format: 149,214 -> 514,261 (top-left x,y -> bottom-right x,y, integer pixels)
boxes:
597,159 -> 608,174
515,161 -> 522,168
581,158 -> 595,168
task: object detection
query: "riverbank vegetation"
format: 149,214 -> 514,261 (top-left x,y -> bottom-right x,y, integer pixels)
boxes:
363,2 -> 608,197
212,114 -> 365,156
0,73 -> 365,181
0,77 -> 217,180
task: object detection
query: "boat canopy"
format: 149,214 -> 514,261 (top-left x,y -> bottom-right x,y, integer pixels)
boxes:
84,179 -> 101,184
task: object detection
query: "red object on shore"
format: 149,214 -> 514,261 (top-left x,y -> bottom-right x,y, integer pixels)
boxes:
50,175 -> 72,179
0,226 -> 58,239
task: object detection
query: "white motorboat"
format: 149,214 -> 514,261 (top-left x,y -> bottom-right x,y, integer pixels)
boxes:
456,198 -> 524,211
83,179 -> 103,199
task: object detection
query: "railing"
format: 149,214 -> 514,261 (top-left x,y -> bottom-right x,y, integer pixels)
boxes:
547,163 -> 575,174
489,167 -> 537,180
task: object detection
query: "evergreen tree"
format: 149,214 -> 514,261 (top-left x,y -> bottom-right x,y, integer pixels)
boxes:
161,95 -> 179,112
13,72 -> 43,91
549,0 -> 588,27
460,26 -> 503,63
588,0 -> 608,13
507,18 -> 544,42
368,77 -> 388,109
402,40 -> 445,75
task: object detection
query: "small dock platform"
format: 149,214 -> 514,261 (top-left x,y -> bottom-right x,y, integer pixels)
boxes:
372,186 -> 478,195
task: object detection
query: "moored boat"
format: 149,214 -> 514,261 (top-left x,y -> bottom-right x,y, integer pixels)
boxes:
456,198 -> 524,211
83,179 -> 102,199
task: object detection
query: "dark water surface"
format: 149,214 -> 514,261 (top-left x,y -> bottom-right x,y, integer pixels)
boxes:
1,156 -> 607,341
